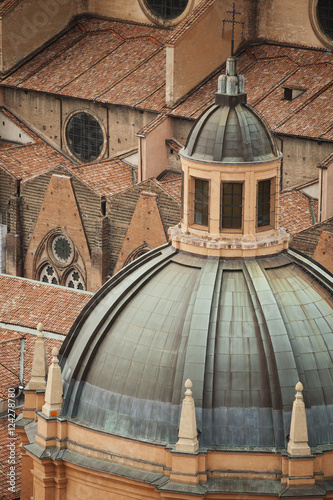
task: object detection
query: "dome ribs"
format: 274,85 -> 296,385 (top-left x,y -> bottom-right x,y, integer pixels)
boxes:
181,259 -> 220,434
61,243 -> 176,417
244,260 -> 299,411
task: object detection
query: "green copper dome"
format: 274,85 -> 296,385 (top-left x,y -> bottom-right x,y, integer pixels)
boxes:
59,244 -> 333,450
182,56 -> 277,163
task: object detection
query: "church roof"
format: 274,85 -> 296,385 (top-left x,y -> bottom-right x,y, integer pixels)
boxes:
59,244 -> 333,450
2,19 -> 332,142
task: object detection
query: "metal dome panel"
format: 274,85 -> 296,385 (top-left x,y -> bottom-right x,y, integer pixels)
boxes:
59,245 -> 333,450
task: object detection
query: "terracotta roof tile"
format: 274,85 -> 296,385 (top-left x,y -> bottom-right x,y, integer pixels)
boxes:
137,113 -> 168,136
165,138 -> 183,152
0,275 -> 91,334
318,152 -> 333,168
0,143 -> 71,180
97,49 -> 165,111
171,43 -> 333,141
0,0 -> 20,16
279,188 -> 318,235
155,171 -> 182,203
72,156 -> 134,197
3,18 -> 171,113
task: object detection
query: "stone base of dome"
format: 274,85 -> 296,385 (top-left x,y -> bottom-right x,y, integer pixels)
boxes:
169,224 -> 289,258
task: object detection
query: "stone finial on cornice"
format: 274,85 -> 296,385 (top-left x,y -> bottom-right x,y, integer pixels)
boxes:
42,347 -> 63,418
287,382 -> 311,456
176,379 -> 199,453
26,323 -> 47,390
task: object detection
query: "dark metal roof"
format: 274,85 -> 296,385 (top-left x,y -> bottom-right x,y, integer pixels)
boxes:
182,102 -> 278,163
59,244 -> 333,450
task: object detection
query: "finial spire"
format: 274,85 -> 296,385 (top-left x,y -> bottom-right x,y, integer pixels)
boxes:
26,323 -> 47,390
42,347 -> 63,418
287,382 -> 311,456
222,2 -> 244,57
176,379 -> 199,453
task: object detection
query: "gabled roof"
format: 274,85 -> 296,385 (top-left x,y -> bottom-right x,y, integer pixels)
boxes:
0,142 -> 72,180
2,18 -> 172,113
0,275 -> 92,335
171,43 -> 333,141
279,185 -> 318,235
72,155 -> 135,197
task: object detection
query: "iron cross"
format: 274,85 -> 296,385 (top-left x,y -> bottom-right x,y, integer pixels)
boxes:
222,2 -> 244,57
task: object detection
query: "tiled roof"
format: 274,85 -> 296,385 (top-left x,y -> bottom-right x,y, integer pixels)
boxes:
171,43 -> 333,141
279,187 -> 318,235
136,113 -> 168,137
0,336 -> 21,398
0,0 -> 20,15
157,177 -> 182,203
318,151 -> 333,168
290,216 -> 333,258
3,18 -> 172,113
72,156 -> 134,197
0,143 -> 72,181
166,0 -> 215,44
165,138 -> 183,152
0,275 -> 92,335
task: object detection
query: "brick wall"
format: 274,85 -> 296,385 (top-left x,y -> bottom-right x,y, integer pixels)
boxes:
107,179 -> 180,274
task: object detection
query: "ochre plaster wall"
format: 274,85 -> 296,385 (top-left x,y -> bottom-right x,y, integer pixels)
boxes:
166,0 -> 245,104
26,412 -> 333,500
257,0 -> 326,49
320,163 -> 333,221
1,0 -> 83,74
280,136 -> 332,189
140,116 -> 173,181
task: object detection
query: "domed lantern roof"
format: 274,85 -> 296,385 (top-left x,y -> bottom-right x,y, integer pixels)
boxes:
183,56 -> 277,163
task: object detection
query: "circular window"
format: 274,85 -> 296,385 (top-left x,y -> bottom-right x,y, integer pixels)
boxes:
40,264 -> 59,285
65,269 -> 85,290
65,111 -> 104,163
317,0 -> 333,40
143,0 -> 188,21
51,235 -> 73,265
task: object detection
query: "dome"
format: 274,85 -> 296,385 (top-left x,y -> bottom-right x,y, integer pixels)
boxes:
182,56 -> 278,163
183,102 -> 277,163
59,244 -> 333,450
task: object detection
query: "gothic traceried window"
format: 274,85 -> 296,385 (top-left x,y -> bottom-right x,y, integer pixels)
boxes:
40,264 -> 59,285
65,269 -> 85,290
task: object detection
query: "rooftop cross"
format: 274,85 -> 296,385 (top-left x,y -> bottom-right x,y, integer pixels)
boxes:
222,2 -> 244,57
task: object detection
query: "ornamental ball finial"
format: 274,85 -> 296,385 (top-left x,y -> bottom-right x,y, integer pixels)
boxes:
37,322 -> 44,332
52,347 -> 59,357
296,381 -> 303,392
185,379 -> 192,390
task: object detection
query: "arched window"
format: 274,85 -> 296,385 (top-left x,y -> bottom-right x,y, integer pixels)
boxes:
40,264 -> 59,285
65,269 -> 85,290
